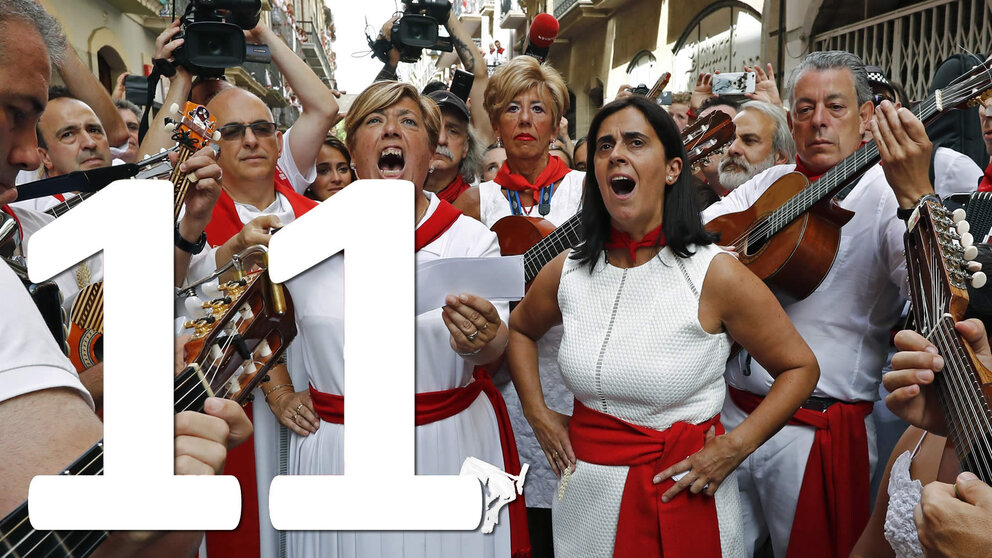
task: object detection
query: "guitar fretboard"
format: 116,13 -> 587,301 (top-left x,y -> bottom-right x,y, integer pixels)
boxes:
523,213 -> 582,283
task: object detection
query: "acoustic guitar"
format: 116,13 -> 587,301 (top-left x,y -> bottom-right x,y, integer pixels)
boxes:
705,55 -> 992,300
904,200 -> 992,483
0,258 -> 296,557
492,110 -> 736,284
66,102 -> 220,372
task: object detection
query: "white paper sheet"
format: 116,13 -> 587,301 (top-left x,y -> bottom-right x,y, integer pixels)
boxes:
415,256 -> 525,315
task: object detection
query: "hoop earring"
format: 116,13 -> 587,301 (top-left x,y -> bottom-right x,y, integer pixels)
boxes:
496,136 -> 503,148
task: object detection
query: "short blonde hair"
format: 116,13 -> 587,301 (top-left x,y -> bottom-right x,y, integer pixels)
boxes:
484,56 -> 569,129
345,81 -> 441,152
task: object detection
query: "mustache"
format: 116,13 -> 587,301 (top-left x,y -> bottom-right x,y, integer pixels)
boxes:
718,154 -> 752,173
434,145 -> 454,160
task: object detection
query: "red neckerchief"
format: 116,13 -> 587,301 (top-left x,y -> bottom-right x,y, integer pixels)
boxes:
204,166 -> 317,246
497,47 -> 505,54
604,224 -> 666,262
979,160 -> 992,192
569,400 -> 723,557
435,175 -> 471,204
308,369 -> 531,557
415,199 -> 462,251
729,388 -> 874,558
794,141 -> 869,183
493,155 -> 571,206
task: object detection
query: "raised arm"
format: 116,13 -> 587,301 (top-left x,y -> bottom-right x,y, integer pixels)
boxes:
444,11 -> 495,146
245,23 -> 339,176
58,46 -> 129,148
137,20 -> 193,159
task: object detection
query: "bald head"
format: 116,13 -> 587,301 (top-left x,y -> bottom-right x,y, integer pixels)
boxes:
207,87 -> 282,192
207,88 -> 273,128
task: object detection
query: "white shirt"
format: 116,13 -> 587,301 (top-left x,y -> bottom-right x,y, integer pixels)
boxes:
702,164 -> 906,402
933,146 -> 983,198
0,263 -> 93,408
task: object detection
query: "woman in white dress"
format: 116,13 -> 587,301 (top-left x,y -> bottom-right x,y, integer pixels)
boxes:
263,81 -> 529,558
507,95 -> 820,557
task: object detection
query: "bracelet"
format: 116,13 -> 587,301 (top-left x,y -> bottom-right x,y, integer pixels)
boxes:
175,224 -> 207,254
263,383 -> 293,399
456,347 -> 484,357
897,193 -> 941,221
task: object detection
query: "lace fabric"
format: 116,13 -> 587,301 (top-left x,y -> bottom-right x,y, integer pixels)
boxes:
883,441 -> 926,558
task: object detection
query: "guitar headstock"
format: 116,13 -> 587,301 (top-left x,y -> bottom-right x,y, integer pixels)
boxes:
683,110 -> 735,173
178,268 -> 297,407
936,53 -> 992,111
647,72 -> 672,101
905,201 -> 986,333
164,101 -> 220,151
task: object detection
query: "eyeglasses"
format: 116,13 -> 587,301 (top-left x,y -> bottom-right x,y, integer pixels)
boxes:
217,121 -> 278,141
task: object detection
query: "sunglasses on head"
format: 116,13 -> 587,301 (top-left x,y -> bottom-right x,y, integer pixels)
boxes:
218,121 -> 278,141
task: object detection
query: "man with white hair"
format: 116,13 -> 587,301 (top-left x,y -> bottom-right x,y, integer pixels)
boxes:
424,89 -> 481,202
717,100 -> 796,192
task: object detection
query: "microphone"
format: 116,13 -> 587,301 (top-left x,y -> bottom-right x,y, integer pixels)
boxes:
524,13 -> 559,63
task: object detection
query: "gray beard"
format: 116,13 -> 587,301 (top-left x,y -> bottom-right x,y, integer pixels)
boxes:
718,153 -> 778,191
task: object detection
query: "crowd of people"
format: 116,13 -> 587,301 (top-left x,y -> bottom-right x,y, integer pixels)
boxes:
3,0 -> 992,557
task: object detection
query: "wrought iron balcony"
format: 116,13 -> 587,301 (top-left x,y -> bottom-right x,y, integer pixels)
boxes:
297,20 -> 335,88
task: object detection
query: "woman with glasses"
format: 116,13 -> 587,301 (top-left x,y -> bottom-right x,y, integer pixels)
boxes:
266,81 -> 529,558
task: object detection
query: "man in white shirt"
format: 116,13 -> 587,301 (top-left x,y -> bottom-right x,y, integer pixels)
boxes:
0,3 -> 250,556
702,50 -> 975,558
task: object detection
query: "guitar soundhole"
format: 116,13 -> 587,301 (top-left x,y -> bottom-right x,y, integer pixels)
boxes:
743,233 -> 768,257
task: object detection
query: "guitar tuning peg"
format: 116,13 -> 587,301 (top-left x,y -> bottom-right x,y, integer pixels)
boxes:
201,281 -> 222,299
961,232 -> 975,249
170,103 -> 181,116
969,261 -> 983,272
957,220 -> 971,235
952,208 -> 967,223
257,340 -> 271,357
972,271 -> 987,289
212,131 -> 222,142
184,296 -> 208,319
964,245 -> 979,261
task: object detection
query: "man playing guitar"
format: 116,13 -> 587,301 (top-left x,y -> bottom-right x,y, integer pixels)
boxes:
701,51 -> 974,558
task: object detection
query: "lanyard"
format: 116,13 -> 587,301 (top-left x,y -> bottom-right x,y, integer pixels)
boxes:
508,183 -> 555,216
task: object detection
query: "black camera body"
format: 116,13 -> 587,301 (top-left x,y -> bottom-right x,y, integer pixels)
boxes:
389,0 -> 454,63
173,0 -> 271,77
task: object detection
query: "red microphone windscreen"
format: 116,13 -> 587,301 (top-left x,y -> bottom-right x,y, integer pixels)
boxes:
529,13 -> 559,48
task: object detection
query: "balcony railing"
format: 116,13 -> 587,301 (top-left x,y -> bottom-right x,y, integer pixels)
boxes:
297,20 -> 335,87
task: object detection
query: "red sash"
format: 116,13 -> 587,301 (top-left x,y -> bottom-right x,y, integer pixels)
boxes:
493,155 -> 570,206
569,400 -> 723,558
204,167 -> 317,246
205,166 -> 314,558
728,387 -> 874,558
436,175 -> 471,203
309,367 -> 532,558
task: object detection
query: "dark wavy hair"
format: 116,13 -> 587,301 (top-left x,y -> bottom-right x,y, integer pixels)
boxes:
571,95 -> 716,270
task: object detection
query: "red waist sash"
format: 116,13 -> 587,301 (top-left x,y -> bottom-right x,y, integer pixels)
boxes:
728,387 -> 873,558
309,368 -> 531,558
569,399 -> 723,558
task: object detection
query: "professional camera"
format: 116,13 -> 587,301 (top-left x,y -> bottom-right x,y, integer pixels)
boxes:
372,0 -> 453,64
173,0 -> 272,77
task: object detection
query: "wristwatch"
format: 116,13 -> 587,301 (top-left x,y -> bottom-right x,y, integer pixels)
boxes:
897,193 -> 941,221
174,224 -> 207,255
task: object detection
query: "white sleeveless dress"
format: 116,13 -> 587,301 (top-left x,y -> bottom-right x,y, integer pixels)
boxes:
283,193 -> 512,558
554,244 -> 746,557
883,432 -> 928,558
479,170 -> 584,509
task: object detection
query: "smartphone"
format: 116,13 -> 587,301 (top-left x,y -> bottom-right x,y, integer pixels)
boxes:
711,72 -> 756,96
124,74 -> 148,107
449,69 -> 474,103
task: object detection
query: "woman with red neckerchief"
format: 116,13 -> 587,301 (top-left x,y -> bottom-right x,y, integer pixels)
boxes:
452,55 -> 584,555
507,96 -> 820,557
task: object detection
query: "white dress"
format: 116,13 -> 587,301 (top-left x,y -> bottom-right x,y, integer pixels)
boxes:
553,244 -> 745,557
283,193 -> 512,558
479,169 -> 584,509
883,433 -> 928,558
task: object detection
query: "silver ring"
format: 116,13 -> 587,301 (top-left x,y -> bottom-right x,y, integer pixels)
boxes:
703,482 -> 711,491
296,403 -> 303,413
466,330 -> 479,342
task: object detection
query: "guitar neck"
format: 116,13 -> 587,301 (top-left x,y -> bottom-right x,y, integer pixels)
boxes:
0,369 -> 214,557
171,147 -> 196,223
928,315 -> 992,484
45,192 -> 96,219
767,93 -> 946,237
523,213 -> 582,283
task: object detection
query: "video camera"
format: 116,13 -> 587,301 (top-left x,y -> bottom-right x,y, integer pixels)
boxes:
173,0 -> 272,77
372,0 -> 454,64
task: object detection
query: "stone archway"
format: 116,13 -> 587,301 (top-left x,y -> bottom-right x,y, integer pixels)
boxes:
88,28 -> 129,93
